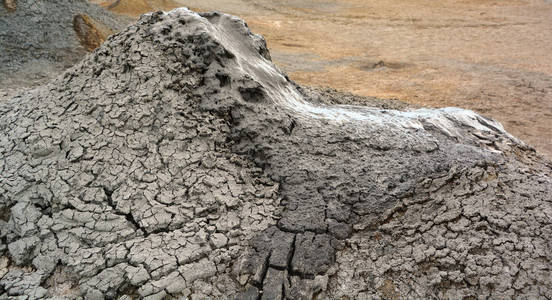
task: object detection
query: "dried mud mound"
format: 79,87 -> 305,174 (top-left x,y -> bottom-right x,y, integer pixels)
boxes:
0,0 -> 128,90
1,8 -> 551,300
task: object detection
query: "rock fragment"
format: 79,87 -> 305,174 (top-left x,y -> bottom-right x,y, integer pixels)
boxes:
73,13 -> 114,52
3,0 -> 16,12
0,0 -> 127,90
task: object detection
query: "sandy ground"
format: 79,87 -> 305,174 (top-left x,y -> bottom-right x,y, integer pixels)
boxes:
91,0 -> 552,158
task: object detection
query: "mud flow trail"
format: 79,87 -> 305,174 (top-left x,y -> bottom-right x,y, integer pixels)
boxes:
1,8 -> 551,300
92,0 -> 552,159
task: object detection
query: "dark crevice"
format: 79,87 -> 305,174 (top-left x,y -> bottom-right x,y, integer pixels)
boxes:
216,73 -> 231,87
286,234 -> 297,286
239,86 -> 266,103
102,186 -> 146,236
144,227 -> 173,236
268,264 -> 287,271
250,250 -> 272,300
288,120 -> 296,135
39,204 -> 53,218
255,251 -> 272,288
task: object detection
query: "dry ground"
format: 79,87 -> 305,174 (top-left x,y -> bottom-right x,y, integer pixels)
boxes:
91,0 -> 552,158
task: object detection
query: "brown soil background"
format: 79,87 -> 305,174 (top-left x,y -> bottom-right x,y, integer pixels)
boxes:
91,0 -> 552,158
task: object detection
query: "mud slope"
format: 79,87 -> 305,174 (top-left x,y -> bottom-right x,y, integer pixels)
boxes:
1,9 -> 551,299
0,0 -> 129,94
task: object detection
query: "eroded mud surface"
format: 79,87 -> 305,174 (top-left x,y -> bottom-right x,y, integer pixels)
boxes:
1,8 -> 551,300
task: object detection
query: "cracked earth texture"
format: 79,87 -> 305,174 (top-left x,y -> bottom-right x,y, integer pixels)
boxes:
1,8 -> 551,300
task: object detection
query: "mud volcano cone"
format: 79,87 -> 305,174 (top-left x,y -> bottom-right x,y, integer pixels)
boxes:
1,8 -> 551,300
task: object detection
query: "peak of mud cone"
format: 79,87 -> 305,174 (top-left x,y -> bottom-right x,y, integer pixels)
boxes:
76,8 -> 279,109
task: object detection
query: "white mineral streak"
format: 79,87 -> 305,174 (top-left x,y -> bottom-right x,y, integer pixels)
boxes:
163,8 -> 517,144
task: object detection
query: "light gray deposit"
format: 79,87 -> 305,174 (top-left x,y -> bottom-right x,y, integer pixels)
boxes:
1,7 -> 551,300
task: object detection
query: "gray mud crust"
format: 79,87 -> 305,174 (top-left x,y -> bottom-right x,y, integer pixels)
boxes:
0,0 -> 129,94
1,8 -> 551,300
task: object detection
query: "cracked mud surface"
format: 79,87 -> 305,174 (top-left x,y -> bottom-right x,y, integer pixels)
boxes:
1,8 -> 551,300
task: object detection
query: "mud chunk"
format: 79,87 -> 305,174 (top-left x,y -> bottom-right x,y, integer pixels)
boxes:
285,275 -> 329,299
210,233 -> 229,248
327,219 -> 352,240
268,230 -> 295,269
261,268 -> 286,300
9,202 -> 42,237
291,232 -> 334,276
239,285 -> 260,300
8,236 -> 40,265
180,258 -> 217,284
0,269 -> 45,298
